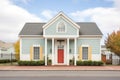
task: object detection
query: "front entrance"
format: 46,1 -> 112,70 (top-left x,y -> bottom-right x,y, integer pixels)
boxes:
58,48 -> 64,63
55,40 -> 67,65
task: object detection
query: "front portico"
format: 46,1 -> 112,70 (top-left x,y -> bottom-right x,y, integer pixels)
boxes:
43,12 -> 79,66
44,37 -> 77,66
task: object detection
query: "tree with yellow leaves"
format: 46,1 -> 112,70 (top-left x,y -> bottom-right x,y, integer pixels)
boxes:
105,30 -> 120,64
14,40 -> 20,60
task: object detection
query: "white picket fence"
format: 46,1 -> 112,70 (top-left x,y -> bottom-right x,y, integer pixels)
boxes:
0,53 -> 16,60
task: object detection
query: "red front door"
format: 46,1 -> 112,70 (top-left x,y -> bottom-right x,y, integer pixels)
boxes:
58,49 -> 64,63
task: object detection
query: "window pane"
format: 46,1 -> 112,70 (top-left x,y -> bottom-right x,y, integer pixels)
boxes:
58,22 -> 65,32
34,47 -> 40,60
82,47 -> 88,60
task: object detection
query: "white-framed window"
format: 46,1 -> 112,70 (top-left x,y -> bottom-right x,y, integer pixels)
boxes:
33,45 -> 40,60
82,47 -> 88,60
57,22 -> 66,32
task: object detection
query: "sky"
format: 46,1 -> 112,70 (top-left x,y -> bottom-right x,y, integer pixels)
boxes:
0,0 -> 120,44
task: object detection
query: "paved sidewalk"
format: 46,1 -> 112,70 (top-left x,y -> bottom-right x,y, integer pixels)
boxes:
0,66 -> 120,71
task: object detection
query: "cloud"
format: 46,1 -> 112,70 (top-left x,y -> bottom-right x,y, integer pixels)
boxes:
20,0 -> 31,4
12,0 -> 32,4
70,7 -> 120,44
0,0 -> 42,42
41,10 -> 57,21
114,0 -> 120,10
104,0 -> 120,10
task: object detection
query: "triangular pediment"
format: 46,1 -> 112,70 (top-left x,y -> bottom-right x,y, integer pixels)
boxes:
42,11 -> 80,29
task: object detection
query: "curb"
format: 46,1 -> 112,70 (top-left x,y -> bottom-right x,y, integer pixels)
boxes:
0,70 -> 120,71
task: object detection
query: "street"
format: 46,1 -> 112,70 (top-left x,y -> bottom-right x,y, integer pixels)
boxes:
0,77 -> 120,80
0,71 -> 120,80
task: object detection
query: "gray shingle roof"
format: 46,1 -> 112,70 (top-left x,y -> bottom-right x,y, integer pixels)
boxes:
19,23 -> 45,35
19,22 -> 102,36
77,22 -> 103,35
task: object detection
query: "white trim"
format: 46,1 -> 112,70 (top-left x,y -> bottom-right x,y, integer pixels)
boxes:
20,38 -> 22,60
99,41 -> 101,60
43,13 -> 61,29
77,29 -> 79,36
67,38 -> 69,65
81,45 -> 90,47
19,35 -> 102,37
19,35 -> 43,37
19,35 -> 102,38
78,38 -> 102,39
74,38 -> 77,65
52,38 -> 54,65
79,35 -> 102,38
56,21 -> 67,33
45,38 -> 47,65
21,38 -> 44,39
33,45 -> 40,47
59,16 -> 80,37
20,36 -> 44,39
60,16 -> 80,30
44,35 -> 79,38
80,35 -> 102,36
43,29 -> 45,37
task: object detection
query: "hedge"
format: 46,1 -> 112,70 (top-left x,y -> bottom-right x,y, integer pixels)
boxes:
77,61 -> 104,66
18,61 -> 45,66
0,59 -> 17,63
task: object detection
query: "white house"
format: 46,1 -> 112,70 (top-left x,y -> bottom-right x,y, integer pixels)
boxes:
0,40 -> 15,59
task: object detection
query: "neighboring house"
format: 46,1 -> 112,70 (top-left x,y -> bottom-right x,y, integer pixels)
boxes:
0,40 -> 15,59
101,45 -> 120,65
19,12 -> 103,66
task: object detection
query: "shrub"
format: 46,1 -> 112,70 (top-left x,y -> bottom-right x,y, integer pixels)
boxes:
69,59 -> 74,65
47,59 -> 52,65
106,60 -> 112,65
18,61 -> 45,66
77,60 -> 103,66
0,59 -> 17,63
77,61 -> 84,66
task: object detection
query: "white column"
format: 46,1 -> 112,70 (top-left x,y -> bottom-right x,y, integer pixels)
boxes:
52,38 -> 54,65
74,38 -> 77,66
67,38 -> 69,65
45,38 -> 47,66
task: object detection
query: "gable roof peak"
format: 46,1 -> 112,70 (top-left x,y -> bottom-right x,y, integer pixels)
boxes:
42,11 -> 80,29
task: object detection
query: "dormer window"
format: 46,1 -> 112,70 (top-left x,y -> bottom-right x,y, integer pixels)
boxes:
57,22 -> 65,32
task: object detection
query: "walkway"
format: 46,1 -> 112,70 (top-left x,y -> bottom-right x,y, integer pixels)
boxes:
0,66 -> 120,71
